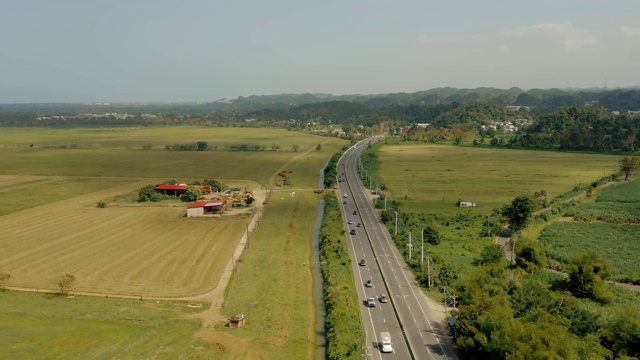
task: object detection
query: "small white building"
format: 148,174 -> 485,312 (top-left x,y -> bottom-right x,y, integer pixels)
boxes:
459,200 -> 476,207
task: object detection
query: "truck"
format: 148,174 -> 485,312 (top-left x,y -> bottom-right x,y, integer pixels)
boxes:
380,332 -> 393,353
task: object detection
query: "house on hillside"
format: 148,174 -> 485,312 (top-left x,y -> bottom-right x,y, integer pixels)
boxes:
154,184 -> 212,197
186,200 -> 227,217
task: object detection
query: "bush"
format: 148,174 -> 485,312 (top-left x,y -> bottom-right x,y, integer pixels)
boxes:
96,201 -> 107,208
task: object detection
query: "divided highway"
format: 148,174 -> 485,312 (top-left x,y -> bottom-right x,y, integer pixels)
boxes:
337,139 -> 457,360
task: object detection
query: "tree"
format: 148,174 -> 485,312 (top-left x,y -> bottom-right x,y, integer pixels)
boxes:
183,186 -> 203,202
515,238 -> 546,272
423,226 -> 441,245
619,156 -> 640,180
502,195 -> 534,231
567,251 -> 614,303
476,244 -> 504,265
316,143 -> 322,151
57,274 -> 76,295
245,195 -> 255,205
203,179 -> 226,192
291,144 -> 300,152
196,141 -> 208,151
138,184 -> 162,202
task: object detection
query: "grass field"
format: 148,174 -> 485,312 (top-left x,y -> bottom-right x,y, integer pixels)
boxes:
372,143 -> 620,214
0,291 -> 213,359
539,222 -> 640,282
0,127 -> 347,188
215,191 -> 318,359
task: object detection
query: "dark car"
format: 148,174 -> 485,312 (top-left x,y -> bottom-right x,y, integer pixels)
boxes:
353,210 -> 358,215
359,259 -> 366,266
350,229 -> 356,235
356,223 -> 362,227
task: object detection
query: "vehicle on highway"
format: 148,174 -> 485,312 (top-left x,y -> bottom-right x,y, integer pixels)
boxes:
365,280 -> 373,287
379,294 -> 388,303
348,219 -> 354,224
356,222 -> 362,227
366,297 -> 376,307
343,200 -> 347,204
343,193 -> 348,198
353,210 -> 357,215
380,332 -> 393,353
359,259 -> 366,266
350,229 -> 356,235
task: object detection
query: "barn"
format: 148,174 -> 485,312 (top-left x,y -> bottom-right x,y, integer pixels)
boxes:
187,200 -> 227,217
154,184 -> 212,197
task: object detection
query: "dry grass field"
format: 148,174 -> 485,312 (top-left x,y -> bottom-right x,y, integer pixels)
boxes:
0,178 -> 253,297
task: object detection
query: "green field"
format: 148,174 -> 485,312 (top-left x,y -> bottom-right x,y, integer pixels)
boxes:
0,291 -> 212,359
539,222 -> 640,282
216,191 -> 319,359
373,143 -> 620,214
0,127 -> 347,189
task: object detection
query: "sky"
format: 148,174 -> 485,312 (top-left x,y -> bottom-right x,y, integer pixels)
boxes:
1,0 -> 639,103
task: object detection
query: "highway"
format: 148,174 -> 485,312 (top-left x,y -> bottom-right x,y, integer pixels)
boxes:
337,138 -> 457,360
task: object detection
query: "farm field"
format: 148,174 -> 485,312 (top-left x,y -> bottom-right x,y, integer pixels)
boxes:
538,178 -> 640,283
0,127 -> 347,188
0,291 -> 213,359
372,144 -> 620,215
0,175 -> 136,215
0,128 -> 346,295
539,222 -> 640,282
0,178 -> 253,296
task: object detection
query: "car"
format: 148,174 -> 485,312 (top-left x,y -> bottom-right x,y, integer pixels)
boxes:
366,297 -> 376,307
365,280 -> 373,288
350,229 -> 356,235
359,259 -> 366,266
343,200 -> 347,204
353,210 -> 357,215
379,294 -> 388,303
356,223 -> 362,227
343,193 -> 348,198
348,219 -> 354,224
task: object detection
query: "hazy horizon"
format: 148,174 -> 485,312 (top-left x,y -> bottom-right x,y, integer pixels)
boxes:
2,0 -> 639,103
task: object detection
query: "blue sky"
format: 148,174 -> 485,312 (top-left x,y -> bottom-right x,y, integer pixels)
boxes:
1,0 -> 639,103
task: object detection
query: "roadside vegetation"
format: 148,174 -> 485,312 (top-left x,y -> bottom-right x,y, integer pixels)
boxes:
319,193 -> 365,360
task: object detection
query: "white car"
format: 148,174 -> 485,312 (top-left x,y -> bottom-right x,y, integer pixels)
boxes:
348,219 -> 354,224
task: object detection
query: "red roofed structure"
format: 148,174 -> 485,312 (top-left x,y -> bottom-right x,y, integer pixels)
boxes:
186,200 -> 227,217
154,184 -> 212,197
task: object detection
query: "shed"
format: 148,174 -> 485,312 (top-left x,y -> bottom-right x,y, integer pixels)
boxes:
186,200 -> 227,217
459,200 -> 476,207
229,314 -> 245,328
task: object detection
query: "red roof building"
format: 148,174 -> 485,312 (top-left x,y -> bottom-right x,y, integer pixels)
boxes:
154,184 -> 212,197
186,200 -> 227,217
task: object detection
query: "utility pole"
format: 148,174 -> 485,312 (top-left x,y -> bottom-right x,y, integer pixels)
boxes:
427,256 -> 431,289
421,228 -> 424,266
395,211 -> 398,236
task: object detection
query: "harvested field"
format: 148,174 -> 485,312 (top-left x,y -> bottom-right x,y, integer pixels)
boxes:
0,179 -> 253,297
